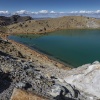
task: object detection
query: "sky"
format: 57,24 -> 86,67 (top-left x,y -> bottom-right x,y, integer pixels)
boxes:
0,0 -> 100,18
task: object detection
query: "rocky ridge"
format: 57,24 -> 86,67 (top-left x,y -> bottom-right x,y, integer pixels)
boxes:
7,16 -> 100,34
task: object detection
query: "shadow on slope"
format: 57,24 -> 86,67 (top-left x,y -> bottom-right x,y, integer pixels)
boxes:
0,72 -> 12,93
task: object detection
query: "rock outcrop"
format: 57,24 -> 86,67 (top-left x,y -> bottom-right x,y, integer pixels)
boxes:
0,15 -> 33,26
64,61 -> 100,99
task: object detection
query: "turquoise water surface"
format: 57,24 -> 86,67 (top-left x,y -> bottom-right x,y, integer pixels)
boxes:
8,29 -> 100,67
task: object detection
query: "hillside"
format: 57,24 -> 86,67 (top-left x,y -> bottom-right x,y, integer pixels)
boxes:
6,16 -> 100,34
0,15 -> 32,33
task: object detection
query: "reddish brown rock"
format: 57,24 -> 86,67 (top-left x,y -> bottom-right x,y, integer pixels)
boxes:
10,88 -> 48,100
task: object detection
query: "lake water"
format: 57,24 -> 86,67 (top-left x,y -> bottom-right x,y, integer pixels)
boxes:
8,29 -> 100,67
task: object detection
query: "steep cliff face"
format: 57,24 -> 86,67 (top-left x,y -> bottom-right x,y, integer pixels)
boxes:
7,16 -> 100,34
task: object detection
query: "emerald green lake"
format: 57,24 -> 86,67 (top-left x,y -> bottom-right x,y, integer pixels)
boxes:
8,29 -> 100,67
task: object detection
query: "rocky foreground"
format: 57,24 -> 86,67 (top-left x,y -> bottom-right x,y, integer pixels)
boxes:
0,38 -> 100,100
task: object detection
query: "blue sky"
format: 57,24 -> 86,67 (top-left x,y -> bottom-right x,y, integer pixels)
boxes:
0,0 -> 100,12
0,0 -> 100,17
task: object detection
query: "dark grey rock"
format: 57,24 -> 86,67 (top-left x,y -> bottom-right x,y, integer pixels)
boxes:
0,55 -> 53,99
0,15 -> 33,26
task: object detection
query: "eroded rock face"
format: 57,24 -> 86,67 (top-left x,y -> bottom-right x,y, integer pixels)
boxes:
64,61 -> 100,98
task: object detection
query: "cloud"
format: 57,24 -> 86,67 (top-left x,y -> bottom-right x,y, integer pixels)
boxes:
0,11 -> 10,15
14,10 -> 47,15
15,10 -> 30,15
69,10 -> 100,18
96,10 -> 100,13
32,12 -> 38,14
70,10 -> 91,14
50,11 -> 56,13
70,11 -> 78,13
1,9 -> 100,18
38,10 -> 48,14
70,10 -> 100,14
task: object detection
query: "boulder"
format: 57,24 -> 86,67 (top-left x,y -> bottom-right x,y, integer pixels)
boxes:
49,82 -> 80,100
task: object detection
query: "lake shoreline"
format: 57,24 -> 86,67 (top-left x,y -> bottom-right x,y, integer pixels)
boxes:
0,33 -> 72,99
1,33 -> 71,70
1,34 -> 98,100
9,38 -> 72,69
13,29 -> 100,67
2,29 -> 100,67
12,37 -> 74,68
1,32 -> 100,99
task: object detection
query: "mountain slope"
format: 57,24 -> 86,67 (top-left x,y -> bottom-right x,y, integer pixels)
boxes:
0,15 -> 32,26
5,16 -> 100,34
